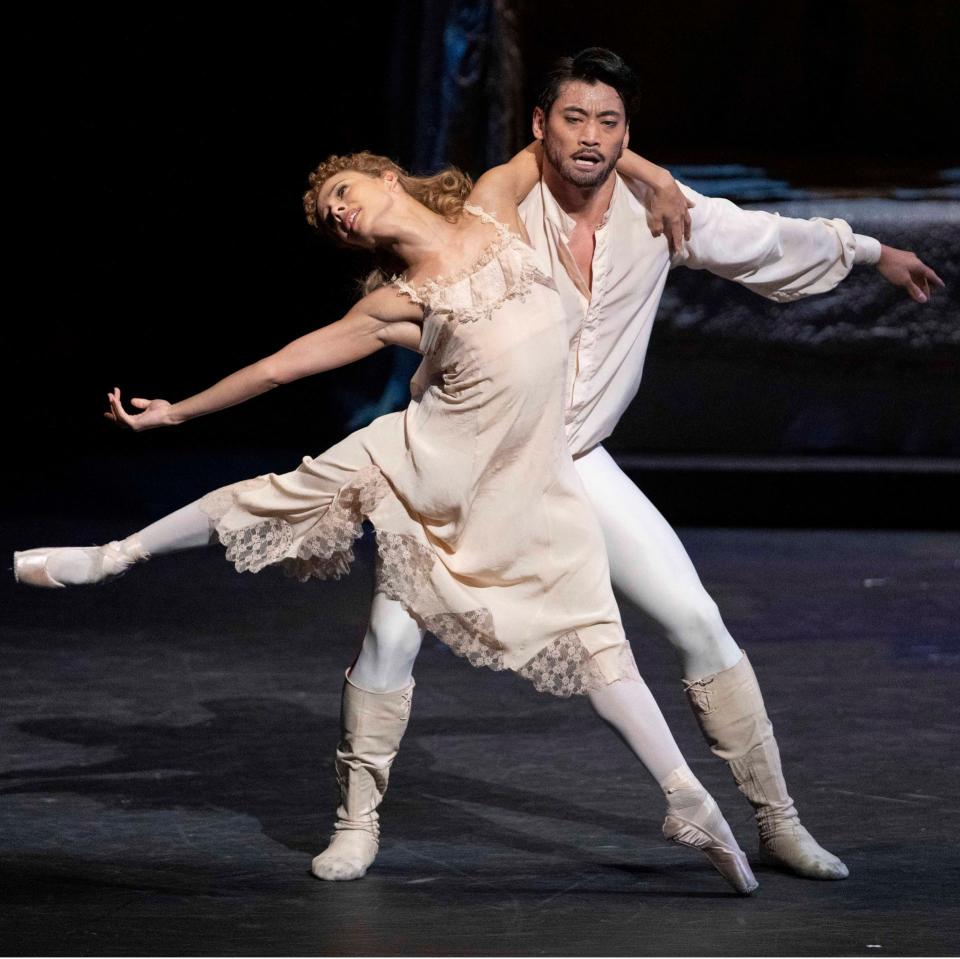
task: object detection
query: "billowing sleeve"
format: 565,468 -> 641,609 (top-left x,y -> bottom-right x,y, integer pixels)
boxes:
673,183 -> 879,303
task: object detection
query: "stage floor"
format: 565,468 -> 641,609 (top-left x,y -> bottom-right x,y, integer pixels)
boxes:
2,524 -> 958,956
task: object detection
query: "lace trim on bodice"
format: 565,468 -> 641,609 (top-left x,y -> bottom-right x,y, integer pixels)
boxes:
200,469 -> 629,696
391,203 -> 550,325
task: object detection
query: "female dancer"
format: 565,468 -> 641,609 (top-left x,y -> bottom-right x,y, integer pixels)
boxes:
14,145 -> 757,894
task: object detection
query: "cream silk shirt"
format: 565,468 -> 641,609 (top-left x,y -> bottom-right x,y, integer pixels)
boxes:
517,176 -> 882,457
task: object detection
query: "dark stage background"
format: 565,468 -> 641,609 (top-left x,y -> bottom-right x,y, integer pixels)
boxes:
8,2 -> 960,527
4,8 -> 960,956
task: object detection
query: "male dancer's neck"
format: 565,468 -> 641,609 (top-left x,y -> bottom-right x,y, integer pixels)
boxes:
542,161 -> 617,228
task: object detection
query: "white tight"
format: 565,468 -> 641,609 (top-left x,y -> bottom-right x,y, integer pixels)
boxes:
52,460 -> 711,791
137,501 -> 216,555
43,500 -> 215,585
74,449 -> 735,786
347,446 -> 742,788
346,596 -> 688,786
348,597 -> 425,692
80,445 -> 738,691
574,446 -> 742,680
353,445 -> 741,693
587,672 -> 687,784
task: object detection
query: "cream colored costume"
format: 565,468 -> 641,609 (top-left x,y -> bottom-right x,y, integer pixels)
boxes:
199,205 -> 638,697
520,177 -> 882,457
350,177 -> 873,881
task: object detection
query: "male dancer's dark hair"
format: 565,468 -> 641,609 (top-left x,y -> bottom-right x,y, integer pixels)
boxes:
536,47 -> 641,123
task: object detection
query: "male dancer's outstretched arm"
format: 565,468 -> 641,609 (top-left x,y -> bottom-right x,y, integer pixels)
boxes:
657,181 -> 943,302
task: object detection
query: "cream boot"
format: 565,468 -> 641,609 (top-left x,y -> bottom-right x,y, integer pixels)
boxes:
311,673 -> 414,881
684,652 -> 849,880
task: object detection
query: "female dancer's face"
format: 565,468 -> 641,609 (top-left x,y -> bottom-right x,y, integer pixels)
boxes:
316,169 -> 398,249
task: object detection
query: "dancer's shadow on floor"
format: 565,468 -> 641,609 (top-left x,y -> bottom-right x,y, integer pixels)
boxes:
2,697 -> 685,884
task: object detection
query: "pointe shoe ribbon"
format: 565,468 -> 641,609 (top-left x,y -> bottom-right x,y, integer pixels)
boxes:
13,536 -> 150,588
661,768 -> 759,895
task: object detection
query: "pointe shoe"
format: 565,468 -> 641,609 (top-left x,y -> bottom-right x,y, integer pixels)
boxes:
13,536 -> 150,588
662,769 -> 759,895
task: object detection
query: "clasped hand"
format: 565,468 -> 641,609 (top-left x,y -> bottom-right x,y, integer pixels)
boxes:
104,388 -> 174,431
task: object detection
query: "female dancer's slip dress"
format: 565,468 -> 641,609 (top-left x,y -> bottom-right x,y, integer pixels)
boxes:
200,205 -> 639,696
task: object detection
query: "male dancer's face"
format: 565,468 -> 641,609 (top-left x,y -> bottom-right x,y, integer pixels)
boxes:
533,79 -> 629,190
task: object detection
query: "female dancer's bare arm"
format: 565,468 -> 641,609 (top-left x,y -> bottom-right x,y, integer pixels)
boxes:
105,286 -> 423,431
615,149 -> 694,254
466,142 -> 543,230
467,142 -> 692,252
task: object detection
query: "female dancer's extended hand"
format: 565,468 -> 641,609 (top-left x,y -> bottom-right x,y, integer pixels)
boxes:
642,175 -> 694,256
104,388 -> 175,431
617,164 -> 694,256
614,152 -> 693,255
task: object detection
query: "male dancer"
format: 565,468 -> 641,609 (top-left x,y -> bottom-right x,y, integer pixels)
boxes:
314,48 -> 944,883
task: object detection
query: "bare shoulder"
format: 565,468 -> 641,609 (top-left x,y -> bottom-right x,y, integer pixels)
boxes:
357,282 -> 426,322
351,284 -> 424,353
467,166 -> 525,234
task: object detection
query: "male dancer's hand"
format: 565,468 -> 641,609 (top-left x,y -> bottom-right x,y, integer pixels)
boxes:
876,245 -> 945,303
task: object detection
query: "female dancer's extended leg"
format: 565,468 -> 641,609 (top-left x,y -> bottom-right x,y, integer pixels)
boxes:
14,500 -> 214,587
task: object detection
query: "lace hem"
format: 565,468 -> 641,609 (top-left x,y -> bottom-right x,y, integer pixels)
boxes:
374,530 -> 627,697
200,477 -> 630,696
198,466 -> 389,582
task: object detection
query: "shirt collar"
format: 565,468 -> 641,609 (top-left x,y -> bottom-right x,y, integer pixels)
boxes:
539,175 -> 624,237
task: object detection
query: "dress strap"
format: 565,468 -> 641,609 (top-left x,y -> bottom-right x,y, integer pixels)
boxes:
463,202 -> 513,240
390,274 -> 427,308
388,203 -> 528,316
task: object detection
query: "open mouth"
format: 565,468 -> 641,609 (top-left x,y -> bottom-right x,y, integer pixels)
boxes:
572,153 -> 603,170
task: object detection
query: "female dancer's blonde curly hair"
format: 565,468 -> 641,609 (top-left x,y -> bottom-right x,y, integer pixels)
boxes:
303,152 -> 473,294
